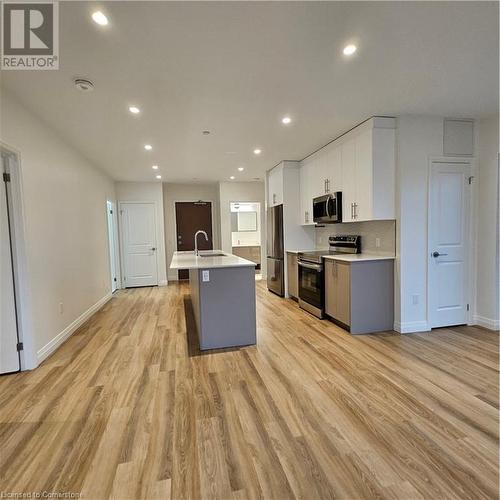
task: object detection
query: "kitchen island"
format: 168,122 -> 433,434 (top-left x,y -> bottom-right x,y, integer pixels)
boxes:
170,250 -> 257,350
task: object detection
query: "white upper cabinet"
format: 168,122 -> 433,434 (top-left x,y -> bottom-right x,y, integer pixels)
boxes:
267,164 -> 284,207
299,117 -> 396,225
299,158 -> 314,225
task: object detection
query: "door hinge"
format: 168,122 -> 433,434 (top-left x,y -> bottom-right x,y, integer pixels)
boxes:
466,304 -> 470,311
468,176 -> 474,185
16,342 -> 23,351
3,172 -> 11,183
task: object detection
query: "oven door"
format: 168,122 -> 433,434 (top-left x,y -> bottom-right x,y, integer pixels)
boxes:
298,261 -> 324,310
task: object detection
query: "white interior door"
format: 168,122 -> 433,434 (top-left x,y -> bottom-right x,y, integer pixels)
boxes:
107,201 -> 118,292
1,158 -> 20,373
429,162 -> 471,328
121,202 -> 158,288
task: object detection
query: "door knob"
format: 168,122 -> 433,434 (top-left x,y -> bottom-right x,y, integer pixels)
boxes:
432,251 -> 447,258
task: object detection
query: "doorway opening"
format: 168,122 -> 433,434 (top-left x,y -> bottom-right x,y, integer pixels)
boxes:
1,150 -> 21,374
106,200 -> 120,292
175,201 -> 213,280
230,202 -> 262,279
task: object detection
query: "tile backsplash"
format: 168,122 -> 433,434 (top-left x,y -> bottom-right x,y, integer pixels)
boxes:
315,220 -> 396,256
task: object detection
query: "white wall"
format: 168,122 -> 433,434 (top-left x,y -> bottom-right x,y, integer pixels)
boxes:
395,115 -> 445,332
475,114 -> 500,329
219,181 -> 266,277
163,182 -> 221,281
1,90 -> 115,368
115,182 -> 167,286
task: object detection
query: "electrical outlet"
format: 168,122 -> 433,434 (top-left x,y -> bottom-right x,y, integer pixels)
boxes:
412,294 -> 419,305
59,302 -> 64,314
375,237 -> 381,248
202,270 -> 210,282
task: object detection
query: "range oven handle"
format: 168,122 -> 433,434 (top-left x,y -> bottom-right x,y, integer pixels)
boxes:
298,261 -> 323,270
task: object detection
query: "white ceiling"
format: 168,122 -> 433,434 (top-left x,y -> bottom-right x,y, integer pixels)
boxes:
2,1 -> 498,183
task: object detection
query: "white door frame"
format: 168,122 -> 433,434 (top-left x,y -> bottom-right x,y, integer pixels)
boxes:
118,200 -> 159,288
427,157 -> 476,328
106,200 -> 120,292
0,143 -> 36,370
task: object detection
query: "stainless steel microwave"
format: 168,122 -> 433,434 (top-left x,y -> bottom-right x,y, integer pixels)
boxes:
313,192 -> 342,223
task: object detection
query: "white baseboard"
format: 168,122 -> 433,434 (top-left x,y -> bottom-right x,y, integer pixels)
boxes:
36,293 -> 112,364
473,315 -> 500,331
393,320 -> 430,334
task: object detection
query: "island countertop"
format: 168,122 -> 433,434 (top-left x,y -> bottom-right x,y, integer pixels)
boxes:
170,250 -> 256,270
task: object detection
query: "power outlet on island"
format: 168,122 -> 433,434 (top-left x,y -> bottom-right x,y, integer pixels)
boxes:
202,270 -> 210,282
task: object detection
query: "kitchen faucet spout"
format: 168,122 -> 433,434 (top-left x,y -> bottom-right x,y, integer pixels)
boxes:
194,230 -> 209,256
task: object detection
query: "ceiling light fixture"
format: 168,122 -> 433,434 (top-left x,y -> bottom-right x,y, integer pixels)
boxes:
152,165 -> 159,170
253,148 -> 262,155
238,167 -> 244,171
343,44 -> 357,56
92,11 -> 108,26
129,106 -> 140,114
156,175 -> 162,180
230,176 -> 235,180
144,144 -> 152,150
281,116 -> 292,125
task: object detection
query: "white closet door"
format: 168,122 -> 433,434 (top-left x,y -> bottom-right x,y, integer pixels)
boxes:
1,163 -> 20,373
121,202 -> 158,288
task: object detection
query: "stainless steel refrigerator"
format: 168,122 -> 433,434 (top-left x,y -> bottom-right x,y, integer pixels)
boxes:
267,204 -> 284,296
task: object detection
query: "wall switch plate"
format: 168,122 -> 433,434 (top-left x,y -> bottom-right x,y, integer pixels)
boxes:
202,270 -> 210,282
375,238 -> 381,248
59,302 -> 64,314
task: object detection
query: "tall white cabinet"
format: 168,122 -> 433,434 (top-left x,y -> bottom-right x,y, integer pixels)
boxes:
266,161 -> 315,296
298,117 -> 396,225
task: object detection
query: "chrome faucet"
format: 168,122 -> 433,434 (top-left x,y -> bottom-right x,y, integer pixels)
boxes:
194,230 -> 209,256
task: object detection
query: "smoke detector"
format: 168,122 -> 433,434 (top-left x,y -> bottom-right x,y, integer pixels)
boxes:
74,78 -> 94,92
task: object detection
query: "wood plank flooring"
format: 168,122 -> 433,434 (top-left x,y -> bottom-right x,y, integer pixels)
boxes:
0,282 -> 498,499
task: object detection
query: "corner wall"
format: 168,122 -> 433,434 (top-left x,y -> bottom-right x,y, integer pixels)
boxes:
1,90 -> 116,368
475,114 -> 500,329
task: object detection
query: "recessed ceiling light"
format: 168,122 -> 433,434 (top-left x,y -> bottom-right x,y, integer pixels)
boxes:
156,175 -> 162,179
238,167 -> 244,171
230,176 -> 235,180
343,44 -> 357,56
129,106 -> 140,114
253,148 -> 262,155
144,144 -> 152,150
281,116 -> 292,125
92,11 -> 108,26
152,165 -> 159,170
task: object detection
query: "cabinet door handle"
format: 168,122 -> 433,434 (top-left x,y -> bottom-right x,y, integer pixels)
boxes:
354,202 -> 358,219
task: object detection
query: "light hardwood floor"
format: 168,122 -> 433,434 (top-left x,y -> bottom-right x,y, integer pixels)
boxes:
0,282 -> 498,499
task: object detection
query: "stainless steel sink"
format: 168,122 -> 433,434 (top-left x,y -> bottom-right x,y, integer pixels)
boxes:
198,253 -> 226,257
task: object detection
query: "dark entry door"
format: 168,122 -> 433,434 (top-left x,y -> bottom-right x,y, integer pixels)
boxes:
175,201 -> 213,279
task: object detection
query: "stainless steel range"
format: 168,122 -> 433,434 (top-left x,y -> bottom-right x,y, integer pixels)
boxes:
298,235 -> 361,318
